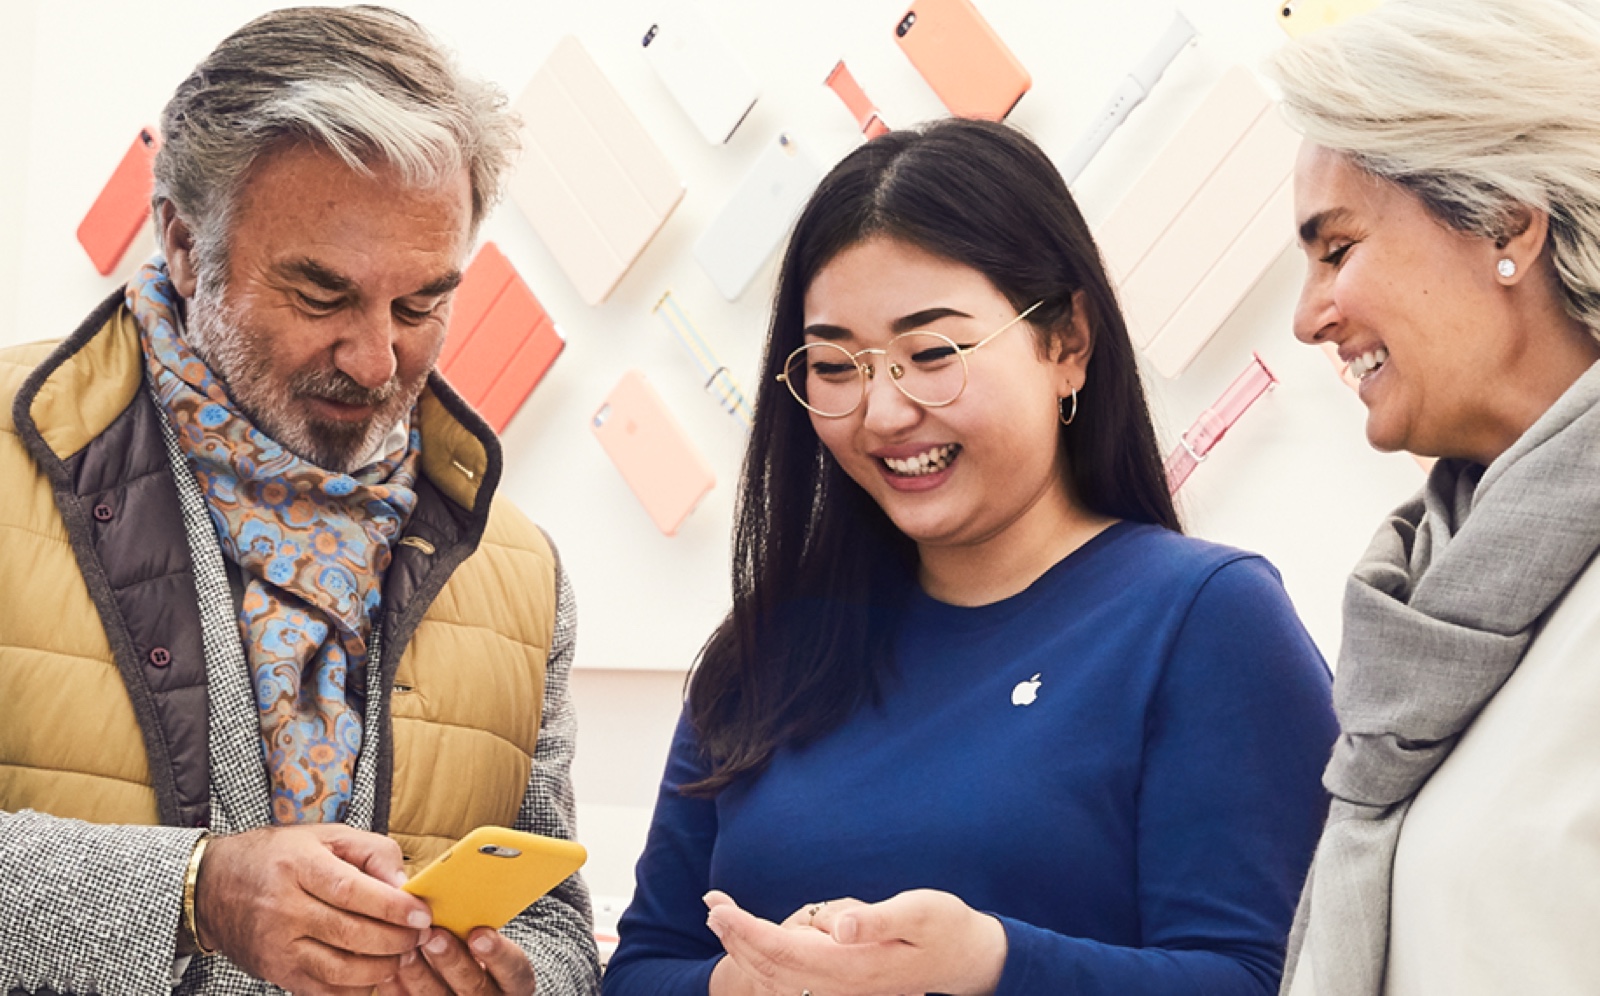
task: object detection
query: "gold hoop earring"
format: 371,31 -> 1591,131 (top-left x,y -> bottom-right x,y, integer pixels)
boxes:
1059,388 -> 1078,427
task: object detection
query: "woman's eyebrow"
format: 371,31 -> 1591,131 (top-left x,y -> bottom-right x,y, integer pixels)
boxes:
891,307 -> 972,333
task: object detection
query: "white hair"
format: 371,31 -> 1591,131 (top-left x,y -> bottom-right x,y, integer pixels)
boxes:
153,6 -> 519,284
1269,0 -> 1600,335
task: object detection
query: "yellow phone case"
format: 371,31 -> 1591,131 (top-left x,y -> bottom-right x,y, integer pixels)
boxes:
402,827 -> 587,940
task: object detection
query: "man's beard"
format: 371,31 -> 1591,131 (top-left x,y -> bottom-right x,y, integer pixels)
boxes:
185,288 -> 423,474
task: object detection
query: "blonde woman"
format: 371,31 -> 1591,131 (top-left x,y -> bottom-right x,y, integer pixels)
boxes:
1270,1 -> 1600,994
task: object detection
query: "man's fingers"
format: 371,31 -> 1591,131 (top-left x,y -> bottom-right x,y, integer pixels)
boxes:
469,928 -> 538,996
301,850 -> 432,930
420,928 -> 501,996
385,946 -> 449,996
306,900 -> 429,958
289,935 -> 409,991
324,825 -> 410,889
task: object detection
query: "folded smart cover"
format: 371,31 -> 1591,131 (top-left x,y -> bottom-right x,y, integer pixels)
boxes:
439,242 -> 565,433
1095,66 -> 1300,378
509,36 -> 686,306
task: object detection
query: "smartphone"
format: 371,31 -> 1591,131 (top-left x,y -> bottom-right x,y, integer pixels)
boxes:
402,826 -> 587,941
693,133 -> 822,301
439,242 -> 566,433
1277,0 -> 1384,38
591,371 -> 716,536
892,0 -> 1031,121
77,127 -> 160,276
641,2 -> 759,145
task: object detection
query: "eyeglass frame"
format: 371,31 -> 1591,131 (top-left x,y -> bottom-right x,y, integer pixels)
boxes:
775,299 -> 1047,419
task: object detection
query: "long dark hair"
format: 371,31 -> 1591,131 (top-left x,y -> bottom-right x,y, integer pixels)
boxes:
685,119 -> 1178,794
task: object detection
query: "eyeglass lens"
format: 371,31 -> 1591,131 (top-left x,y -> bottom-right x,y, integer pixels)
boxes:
784,331 -> 967,416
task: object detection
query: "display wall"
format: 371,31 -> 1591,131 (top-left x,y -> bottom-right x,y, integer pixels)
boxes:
0,0 -> 1425,909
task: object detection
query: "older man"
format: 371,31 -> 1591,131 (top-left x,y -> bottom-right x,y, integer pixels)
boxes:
0,7 -> 598,996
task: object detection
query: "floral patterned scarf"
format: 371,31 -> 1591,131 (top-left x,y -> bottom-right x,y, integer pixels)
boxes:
130,260 -> 421,825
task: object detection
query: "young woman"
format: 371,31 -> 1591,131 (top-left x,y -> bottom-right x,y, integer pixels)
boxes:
1273,1 -> 1600,993
602,119 -> 1337,996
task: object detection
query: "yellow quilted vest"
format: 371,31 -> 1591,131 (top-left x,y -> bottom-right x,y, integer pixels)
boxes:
0,307 -> 553,868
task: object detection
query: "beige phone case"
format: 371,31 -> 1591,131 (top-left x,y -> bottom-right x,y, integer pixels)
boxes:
591,371 -> 716,536
510,36 -> 686,306
1094,66 -> 1299,378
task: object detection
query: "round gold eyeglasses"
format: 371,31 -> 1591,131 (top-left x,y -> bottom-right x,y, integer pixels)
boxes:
776,301 -> 1045,418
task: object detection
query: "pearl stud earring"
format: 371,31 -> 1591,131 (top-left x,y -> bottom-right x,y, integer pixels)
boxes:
1497,258 -> 1517,279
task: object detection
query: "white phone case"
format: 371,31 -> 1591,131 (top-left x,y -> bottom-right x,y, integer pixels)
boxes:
693,133 -> 822,301
642,2 -> 759,145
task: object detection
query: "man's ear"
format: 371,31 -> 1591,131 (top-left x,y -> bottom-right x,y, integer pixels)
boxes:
158,201 -> 200,299
1050,289 -> 1095,393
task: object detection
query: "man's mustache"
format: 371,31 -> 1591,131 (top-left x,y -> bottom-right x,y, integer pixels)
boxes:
291,368 -> 400,409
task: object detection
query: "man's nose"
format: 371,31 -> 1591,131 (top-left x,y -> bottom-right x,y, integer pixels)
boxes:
336,309 -> 399,390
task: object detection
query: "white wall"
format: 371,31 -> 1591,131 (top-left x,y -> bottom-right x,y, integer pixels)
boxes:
0,0 -> 1423,908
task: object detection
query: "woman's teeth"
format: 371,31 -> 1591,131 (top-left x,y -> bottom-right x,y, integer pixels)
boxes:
883,444 -> 961,477
1348,347 -> 1389,381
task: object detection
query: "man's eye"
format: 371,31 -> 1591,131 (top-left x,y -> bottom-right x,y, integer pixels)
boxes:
396,304 -> 440,324
299,292 -> 341,312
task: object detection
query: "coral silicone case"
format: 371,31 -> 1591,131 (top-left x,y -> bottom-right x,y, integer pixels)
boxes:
591,371 -> 716,536
76,127 -> 159,276
892,0 -> 1031,120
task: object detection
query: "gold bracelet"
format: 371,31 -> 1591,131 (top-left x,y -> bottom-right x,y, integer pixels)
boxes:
183,834 -> 218,957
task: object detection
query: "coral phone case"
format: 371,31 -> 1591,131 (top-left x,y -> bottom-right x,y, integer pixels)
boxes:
77,127 -> 159,276
892,0 -> 1031,120
437,242 -> 565,433
641,1 -> 759,144
402,827 -> 587,941
693,132 -> 822,301
1277,0 -> 1384,38
510,36 -> 685,306
591,371 -> 716,536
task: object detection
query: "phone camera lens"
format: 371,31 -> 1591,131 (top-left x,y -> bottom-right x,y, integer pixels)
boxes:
643,24 -> 658,47
897,12 -> 916,37
140,130 -> 154,147
1281,4 -> 1294,15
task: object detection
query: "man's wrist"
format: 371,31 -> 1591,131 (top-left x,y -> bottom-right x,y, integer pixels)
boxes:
177,834 -> 218,957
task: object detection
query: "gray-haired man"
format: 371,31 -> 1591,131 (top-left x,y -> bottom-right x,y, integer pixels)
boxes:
0,7 -> 599,995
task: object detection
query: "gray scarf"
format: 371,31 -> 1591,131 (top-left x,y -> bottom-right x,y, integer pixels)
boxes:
1282,359 -> 1600,996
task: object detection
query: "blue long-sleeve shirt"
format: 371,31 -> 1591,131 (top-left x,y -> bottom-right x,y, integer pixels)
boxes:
604,523 -> 1337,995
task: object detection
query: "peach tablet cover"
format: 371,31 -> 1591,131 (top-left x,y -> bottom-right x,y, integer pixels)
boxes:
510,36 -> 685,306
1095,66 -> 1299,378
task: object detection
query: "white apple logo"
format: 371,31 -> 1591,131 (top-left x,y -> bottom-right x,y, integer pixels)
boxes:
1011,673 -> 1042,707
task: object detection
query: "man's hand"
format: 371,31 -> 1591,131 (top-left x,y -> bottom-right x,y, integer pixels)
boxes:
378,926 -> 537,996
195,824 -> 432,994
704,889 -> 1008,996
